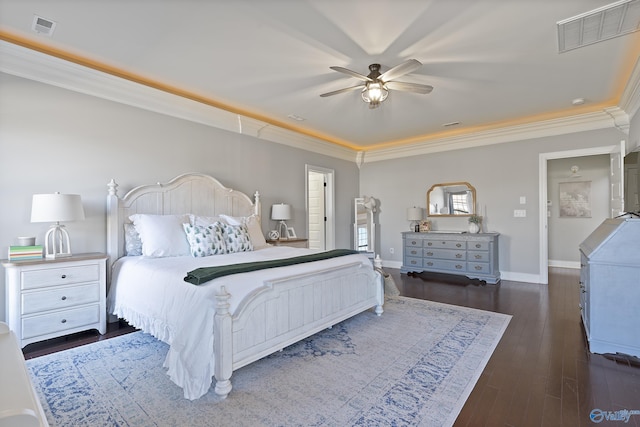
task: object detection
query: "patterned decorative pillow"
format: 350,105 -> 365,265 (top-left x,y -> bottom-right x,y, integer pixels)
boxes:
124,223 -> 143,256
221,222 -> 254,253
183,222 -> 227,257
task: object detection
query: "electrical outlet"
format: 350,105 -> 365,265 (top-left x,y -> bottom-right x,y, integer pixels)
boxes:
389,247 -> 395,254
514,209 -> 527,217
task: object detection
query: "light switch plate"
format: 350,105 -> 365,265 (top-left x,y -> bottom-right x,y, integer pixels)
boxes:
520,196 -> 526,204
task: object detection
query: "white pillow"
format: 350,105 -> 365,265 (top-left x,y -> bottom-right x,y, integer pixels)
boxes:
220,214 -> 269,249
129,214 -> 191,257
191,215 -> 222,227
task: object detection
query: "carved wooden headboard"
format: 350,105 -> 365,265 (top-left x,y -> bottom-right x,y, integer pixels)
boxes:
106,173 -> 260,265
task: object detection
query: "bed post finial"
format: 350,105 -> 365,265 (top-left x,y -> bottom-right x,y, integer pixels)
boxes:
107,179 -> 118,196
253,191 -> 261,218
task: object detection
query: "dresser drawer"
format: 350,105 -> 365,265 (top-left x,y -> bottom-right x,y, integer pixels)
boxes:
423,259 -> 466,272
405,257 -> 423,268
468,262 -> 490,274
468,241 -> 489,251
468,251 -> 489,262
405,239 -> 422,247
21,264 -> 100,290
405,246 -> 423,257
424,240 -> 466,250
424,248 -> 466,261
21,304 -> 101,339
22,283 -> 100,315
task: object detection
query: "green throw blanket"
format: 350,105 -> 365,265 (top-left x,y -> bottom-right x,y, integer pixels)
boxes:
184,249 -> 360,285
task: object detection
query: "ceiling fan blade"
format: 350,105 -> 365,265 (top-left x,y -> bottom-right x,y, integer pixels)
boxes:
320,84 -> 366,97
379,59 -> 422,82
385,81 -> 433,94
329,66 -> 373,82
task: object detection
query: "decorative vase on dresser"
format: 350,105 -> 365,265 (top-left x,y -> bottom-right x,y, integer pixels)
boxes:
2,252 -> 108,348
401,231 -> 500,284
579,217 -> 640,358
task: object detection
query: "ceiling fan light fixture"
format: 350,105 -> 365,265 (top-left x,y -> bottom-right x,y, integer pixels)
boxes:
361,81 -> 388,108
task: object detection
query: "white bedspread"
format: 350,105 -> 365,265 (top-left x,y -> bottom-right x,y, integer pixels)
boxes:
107,247 -> 375,400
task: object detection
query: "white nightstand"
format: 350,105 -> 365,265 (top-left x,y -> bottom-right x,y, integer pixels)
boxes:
266,238 -> 309,248
2,252 -> 108,348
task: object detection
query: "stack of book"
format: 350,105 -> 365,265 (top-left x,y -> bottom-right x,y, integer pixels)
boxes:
8,245 -> 43,261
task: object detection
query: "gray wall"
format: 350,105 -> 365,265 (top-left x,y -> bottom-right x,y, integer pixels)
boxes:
0,73 -> 360,321
547,155 -> 609,266
359,127 -> 626,282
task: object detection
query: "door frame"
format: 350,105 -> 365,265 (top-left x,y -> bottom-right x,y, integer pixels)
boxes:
305,165 -> 335,250
538,141 -> 625,284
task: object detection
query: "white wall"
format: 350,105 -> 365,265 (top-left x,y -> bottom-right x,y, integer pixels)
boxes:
547,155 -> 609,266
359,127 -> 626,282
0,73 -> 360,321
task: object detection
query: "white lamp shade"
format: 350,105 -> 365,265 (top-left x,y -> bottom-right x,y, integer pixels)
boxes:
31,193 -> 85,223
406,207 -> 423,221
271,203 -> 291,221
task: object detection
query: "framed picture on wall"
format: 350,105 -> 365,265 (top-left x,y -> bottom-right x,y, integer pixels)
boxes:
286,227 -> 297,238
559,181 -> 592,218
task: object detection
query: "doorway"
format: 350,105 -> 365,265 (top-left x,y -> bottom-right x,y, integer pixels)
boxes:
306,165 -> 335,250
538,141 -> 624,284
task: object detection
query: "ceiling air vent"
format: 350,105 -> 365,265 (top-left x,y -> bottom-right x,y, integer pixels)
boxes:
557,0 -> 640,53
31,15 -> 57,36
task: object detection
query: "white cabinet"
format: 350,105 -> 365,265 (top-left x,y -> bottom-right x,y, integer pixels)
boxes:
2,253 -> 107,348
401,232 -> 500,284
579,217 -> 640,357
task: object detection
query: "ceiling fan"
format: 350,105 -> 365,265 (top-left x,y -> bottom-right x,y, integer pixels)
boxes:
320,59 -> 433,109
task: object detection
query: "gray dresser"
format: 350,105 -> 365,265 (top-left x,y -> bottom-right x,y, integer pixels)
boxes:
401,232 -> 500,284
579,217 -> 640,357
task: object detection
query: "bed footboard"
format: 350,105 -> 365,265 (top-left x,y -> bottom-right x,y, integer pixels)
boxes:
213,262 -> 383,398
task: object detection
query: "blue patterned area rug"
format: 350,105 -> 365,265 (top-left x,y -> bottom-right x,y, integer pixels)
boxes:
26,297 -> 510,427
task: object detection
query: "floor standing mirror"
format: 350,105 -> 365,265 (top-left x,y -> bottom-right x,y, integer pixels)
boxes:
354,196 -> 377,257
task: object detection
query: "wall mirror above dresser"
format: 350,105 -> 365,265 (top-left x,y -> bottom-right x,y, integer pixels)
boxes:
427,182 -> 476,216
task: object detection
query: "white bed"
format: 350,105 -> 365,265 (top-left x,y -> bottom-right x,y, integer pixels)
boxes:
106,173 -> 383,400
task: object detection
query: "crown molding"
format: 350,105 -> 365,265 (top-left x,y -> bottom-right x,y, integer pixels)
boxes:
362,111 -> 622,163
0,40 -> 355,162
0,39 -> 630,165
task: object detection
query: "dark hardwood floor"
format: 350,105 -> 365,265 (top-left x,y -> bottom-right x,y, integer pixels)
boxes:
22,268 -> 640,426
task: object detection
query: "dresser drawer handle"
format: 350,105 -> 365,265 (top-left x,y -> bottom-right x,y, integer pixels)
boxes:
426,262 -> 433,266
61,319 -> 67,324
427,242 -> 433,246
475,255 -> 482,259
61,296 -> 67,301
410,260 -> 417,265
426,252 -> 433,256
61,274 -> 67,279
411,241 -> 417,245
456,243 -> 462,248
456,253 -> 462,258
475,244 -> 481,248
474,265 -> 483,270
455,264 -> 463,269
410,250 -> 418,255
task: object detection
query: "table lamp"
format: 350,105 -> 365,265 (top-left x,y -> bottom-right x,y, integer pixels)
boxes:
407,207 -> 422,231
31,192 -> 85,258
271,203 -> 291,240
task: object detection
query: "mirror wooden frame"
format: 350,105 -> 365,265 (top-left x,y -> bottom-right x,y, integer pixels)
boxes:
426,182 -> 476,217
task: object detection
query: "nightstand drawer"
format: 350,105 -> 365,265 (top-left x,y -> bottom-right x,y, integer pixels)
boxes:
21,264 -> 100,290
22,304 -> 101,339
22,283 -> 100,314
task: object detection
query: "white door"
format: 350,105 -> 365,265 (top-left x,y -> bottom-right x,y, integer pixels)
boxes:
307,171 -> 325,250
610,140 -> 625,217
306,165 -> 335,250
